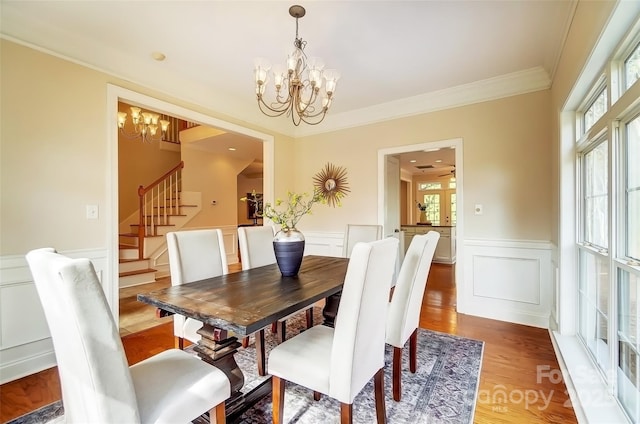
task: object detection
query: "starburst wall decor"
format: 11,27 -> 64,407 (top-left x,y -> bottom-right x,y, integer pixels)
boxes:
313,163 -> 350,207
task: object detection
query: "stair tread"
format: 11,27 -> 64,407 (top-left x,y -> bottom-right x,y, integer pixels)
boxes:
119,268 -> 157,277
130,223 -> 176,227
119,258 -> 151,264
119,243 -> 137,249
154,204 -> 197,208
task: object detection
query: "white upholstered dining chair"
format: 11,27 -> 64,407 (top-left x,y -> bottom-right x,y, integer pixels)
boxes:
25,248 -> 231,424
342,224 -> 383,258
385,231 -> 440,401
166,229 -> 228,349
268,238 -> 399,424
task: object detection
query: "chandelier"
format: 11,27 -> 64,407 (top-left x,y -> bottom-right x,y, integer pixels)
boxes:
117,106 -> 170,143
254,5 -> 340,126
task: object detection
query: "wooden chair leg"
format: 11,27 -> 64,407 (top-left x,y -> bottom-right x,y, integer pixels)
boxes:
374,368 -> 387,424
175,336 -> 184,350
313,391 -> 321,401
276,321 -> 286,344
409,329 -> 418,373
272,376 -> 285,424
209,401 -> 226,424
255,329 -> 266,376
305,307 -> 314,328
340,402 -> 353,424
242,336 -> 249,348
271,322 -> 278,334
392,346 -> 402,401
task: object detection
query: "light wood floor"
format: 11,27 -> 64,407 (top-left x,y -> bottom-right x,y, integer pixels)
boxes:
0,263 -> 577,423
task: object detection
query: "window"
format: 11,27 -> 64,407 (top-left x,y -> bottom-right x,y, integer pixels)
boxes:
627,116 -> 640,262
575,27 -> 640,423
418,182 -> 442,190
584,88 -> 608,133
626,42 -> 640,90
583,140 -> 608,249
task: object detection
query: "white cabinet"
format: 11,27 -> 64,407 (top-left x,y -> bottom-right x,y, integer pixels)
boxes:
401,225 -> 456,264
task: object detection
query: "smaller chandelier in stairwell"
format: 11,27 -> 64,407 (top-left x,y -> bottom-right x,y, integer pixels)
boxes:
254,5 -> 340,126
117,106 -> 170,143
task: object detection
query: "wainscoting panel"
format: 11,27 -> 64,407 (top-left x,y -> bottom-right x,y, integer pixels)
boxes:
462,239 -> 552,329
0,248 -> 108,384
302,231 -> 344,257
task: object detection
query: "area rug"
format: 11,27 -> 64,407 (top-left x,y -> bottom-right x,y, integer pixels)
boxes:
9,308 -> 483,424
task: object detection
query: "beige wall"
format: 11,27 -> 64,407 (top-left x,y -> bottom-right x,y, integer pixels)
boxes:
0,39 -> 292,256
118,103 -> 181,221
295,90 -> 552,240
180,144 -> 254,228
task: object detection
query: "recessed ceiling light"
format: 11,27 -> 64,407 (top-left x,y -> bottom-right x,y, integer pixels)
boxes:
151,52 -> 166,61
410,159 -> 417,163
228,147 -> 236,151
435,159 -> 442,163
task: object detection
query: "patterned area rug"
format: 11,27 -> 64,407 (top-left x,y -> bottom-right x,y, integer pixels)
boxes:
9,308 -> 483,424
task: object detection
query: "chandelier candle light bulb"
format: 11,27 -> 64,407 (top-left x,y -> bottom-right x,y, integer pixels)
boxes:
117,105 -> 170,143
254,4 -> 340,126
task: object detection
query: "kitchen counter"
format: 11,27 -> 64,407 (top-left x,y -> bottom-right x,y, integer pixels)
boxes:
401,225 -> 456,264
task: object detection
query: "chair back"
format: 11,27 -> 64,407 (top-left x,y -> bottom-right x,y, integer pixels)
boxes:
25,248 -> 140,423
329,238 -> 399,403
166,229 -> 228,285
342,224 -> 383,258
238,225 -> 276,270
386,231 -> 440,347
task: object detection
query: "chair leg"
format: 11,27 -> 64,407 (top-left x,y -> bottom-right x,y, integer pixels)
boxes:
242,336 -> 249,348
272,376 -> 285,424
374,368 -> 387,424
175,336 -> 184,350
255,329 -> 266,376
305,307 -> 314,328
313,391 -> 321,401
276,321 -> 286,344
340,402 -> 353,424
209,401 -> 226,424
271,322 -> 278,334
392,346 -> 402,401
409,329 -> 418,373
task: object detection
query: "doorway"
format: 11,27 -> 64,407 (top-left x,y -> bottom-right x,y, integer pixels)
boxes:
378,138 -> 463,310
106,84 -> 274,322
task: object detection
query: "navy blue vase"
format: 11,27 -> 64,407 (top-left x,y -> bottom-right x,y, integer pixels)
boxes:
273,229 -> 305,277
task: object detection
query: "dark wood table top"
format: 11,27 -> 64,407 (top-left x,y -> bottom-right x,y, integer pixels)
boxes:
137,255 -> 349,336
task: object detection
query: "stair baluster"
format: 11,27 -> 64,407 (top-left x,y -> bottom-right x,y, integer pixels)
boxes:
136,161 -> 184,260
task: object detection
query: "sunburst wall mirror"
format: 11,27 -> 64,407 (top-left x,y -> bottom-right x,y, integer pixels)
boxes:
313,163 -> 350,207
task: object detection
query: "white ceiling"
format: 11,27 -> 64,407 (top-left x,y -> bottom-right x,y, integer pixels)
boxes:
1,0 -> 575,141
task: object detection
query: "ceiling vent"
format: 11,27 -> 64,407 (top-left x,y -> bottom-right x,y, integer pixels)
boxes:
415,165 -> 434,169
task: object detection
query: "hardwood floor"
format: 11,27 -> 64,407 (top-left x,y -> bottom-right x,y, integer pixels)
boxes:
0,263 -> 577,423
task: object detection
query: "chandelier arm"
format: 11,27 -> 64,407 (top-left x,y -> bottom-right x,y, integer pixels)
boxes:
257,100 -> 291,118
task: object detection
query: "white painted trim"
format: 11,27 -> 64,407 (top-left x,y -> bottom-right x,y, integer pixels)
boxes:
461,238 -> 552,328
295,67 -> 551,137
551,331 -> 629,423
303,231 -> 344,258
378,138 -> 465,313
107,84 -> 275,324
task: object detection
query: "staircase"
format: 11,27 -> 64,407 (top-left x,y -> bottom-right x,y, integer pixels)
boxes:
118,162 -> 201,288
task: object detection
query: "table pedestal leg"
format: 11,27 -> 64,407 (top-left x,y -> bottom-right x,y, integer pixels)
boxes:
194,324 -> 272,421
194,325 -> 244,404
322,291 -> 342,328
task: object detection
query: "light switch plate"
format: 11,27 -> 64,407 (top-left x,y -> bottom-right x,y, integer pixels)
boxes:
86,204 -> 99,220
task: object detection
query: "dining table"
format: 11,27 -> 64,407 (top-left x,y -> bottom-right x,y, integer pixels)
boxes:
137,254 -> 349,421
